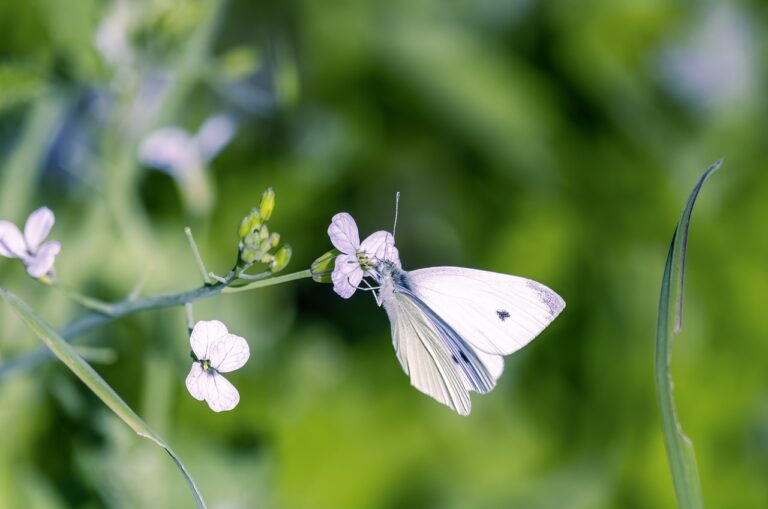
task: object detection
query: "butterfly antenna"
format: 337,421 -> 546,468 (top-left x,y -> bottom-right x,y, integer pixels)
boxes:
392,191 -> 401,240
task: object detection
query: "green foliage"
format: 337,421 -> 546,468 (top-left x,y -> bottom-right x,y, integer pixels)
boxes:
0,64 -> 47,113
1,1 -> 767,508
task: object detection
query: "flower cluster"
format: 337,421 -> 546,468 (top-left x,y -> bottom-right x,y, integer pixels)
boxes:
0,207 -> 60,279
237,188 -> 291,273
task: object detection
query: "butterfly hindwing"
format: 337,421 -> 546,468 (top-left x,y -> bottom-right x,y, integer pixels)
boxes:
385,287 -> 503,415
386,291 -> 471,415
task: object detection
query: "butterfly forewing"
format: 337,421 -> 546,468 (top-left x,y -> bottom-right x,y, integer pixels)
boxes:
408,267 -> 565,356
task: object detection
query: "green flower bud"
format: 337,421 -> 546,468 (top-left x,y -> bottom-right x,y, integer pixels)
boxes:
241,247 -> 259,264
259,188 -> 275,221
269,232 -> 280,248
259,224 -> 270,241
238,209 -> 261,238
270,245 -> 292,272
244,231 -> 260,250
259,239 -> 273,253
310,249 -> 339,283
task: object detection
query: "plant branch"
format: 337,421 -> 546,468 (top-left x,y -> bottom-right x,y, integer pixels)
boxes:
0,269 -> 313,379
223,269 -> 312,293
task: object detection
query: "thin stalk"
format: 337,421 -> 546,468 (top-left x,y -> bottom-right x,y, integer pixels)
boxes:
223,269 -> 312,293
185,303 -> 195,334
185,227 -> 212,284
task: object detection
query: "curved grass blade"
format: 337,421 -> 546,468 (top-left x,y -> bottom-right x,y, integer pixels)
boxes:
656,159 -> 722,509
0,288 -> 207,509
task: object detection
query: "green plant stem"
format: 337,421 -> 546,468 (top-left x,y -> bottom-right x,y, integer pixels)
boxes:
0,269 -> 314,379
185,227 -> 212,284
223,269 -> 312,293
54,286 -> 115,315
185,302 -> 195,332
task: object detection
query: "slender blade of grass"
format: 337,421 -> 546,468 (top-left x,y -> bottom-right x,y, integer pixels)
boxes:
656,159 -> 722,509
0,287 -> 207,509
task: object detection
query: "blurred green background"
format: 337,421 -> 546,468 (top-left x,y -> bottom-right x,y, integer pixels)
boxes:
1,0 -> 767,508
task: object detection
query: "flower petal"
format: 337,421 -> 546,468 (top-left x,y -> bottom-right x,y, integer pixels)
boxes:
0,220 -> 26,258
205,372 -> 240,412
138,127 -> 200,176
195,114 -> 236,162
360,230 -> 401,268
327,213 -> 360,254
185,363 -> 207,401
190,320 -> 228,360
25,240 -> 60,278
24,207 -> 55,252
332,253 -> 363,298
209,333 -> 250,373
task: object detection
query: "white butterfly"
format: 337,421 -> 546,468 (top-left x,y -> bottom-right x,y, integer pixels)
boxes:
328,212 -> 565,415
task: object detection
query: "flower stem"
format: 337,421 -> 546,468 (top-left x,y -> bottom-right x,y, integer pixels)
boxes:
185,303 -> 195,334
222,269 -> 312,293
184,227 -> 212,284
55,286 -> 115,315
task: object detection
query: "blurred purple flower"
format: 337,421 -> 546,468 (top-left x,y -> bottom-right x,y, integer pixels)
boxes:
659,5 -> 756,111
138,115 -> 237,215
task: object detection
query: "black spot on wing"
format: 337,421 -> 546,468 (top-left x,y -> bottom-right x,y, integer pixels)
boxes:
496,309 -> 510,321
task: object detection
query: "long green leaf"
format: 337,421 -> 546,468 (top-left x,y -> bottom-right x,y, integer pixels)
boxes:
0,287 -> 207,509
656,160 -> 722,509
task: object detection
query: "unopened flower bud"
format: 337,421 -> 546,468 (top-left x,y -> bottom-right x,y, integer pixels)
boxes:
269,232 -> 280,248
241,247 -> 259,264
244,231 -> 260,250
310,249 -> 339,283
259,188 -> 275,221
238,209 -> 261,238
270,245 -> 292,272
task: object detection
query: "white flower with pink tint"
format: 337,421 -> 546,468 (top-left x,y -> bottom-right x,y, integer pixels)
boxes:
185,320 -> 250,412
327,212 -> 400,298
0,207 -> 61,279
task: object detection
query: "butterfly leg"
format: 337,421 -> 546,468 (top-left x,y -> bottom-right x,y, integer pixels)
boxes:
355,277 -> 383,306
